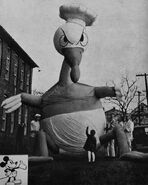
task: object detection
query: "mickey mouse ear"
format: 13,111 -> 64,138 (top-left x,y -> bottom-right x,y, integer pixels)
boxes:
3,156 -> 9,162
59,4 -> 97,27
0,162 -> 6,167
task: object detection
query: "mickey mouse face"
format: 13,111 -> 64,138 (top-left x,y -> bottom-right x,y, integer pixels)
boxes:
0,156 -> 18,169
6,159 -> 18,169
53,22 -> 88,55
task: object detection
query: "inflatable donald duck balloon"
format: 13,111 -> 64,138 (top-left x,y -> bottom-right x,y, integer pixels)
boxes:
2,4 -> 147,159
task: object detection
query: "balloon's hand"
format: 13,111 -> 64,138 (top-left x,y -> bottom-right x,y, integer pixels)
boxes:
19,160 -> 27,170
114,86 -> 123,101
1,94 -> 22,113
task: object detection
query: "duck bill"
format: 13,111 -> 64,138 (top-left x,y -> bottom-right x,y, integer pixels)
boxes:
62,47 -> 84,83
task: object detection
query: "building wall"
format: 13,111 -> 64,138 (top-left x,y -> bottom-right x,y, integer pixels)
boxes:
0,36 -> 33,154
131,103 -> 148,126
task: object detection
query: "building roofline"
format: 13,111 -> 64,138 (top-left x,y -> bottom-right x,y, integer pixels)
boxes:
0,25 -> 38,68
134,125 -> 148,128
105,107 -> 122,114
130,102 -> 147,114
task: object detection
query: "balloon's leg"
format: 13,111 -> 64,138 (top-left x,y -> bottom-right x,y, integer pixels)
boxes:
100,125 -> 129,157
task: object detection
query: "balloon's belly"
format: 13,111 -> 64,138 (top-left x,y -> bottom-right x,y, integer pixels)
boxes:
41,109 -> 106,154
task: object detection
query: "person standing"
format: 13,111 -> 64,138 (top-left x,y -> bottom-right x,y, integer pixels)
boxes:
30,114 -> 41,155
107,116 -> 118,157
30,114 -> 41,137
104,121 -> 112,157
124,115 -> 134,151
83,126 -> 97,163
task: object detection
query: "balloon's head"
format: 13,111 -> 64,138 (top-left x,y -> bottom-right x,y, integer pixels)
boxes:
53,4 -> 97,82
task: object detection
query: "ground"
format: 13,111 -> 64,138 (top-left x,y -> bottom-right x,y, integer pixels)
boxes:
29,154 -> 148,185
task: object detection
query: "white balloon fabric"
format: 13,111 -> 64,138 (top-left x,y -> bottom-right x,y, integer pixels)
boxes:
59,4 -> 97,26
41,109 -> 106,154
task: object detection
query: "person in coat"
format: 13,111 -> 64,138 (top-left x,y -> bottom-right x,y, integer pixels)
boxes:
84,126 -> 97,162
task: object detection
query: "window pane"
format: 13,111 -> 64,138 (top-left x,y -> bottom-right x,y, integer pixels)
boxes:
13,54 -> 18,86
10,113 -> 15,134
26,86 -> 30,93
18,107 -> 22,125
5,47 -> 11,80
24,107 -> 28,136
20,62 -> 24,90
27,73 -> 30,85
1,109 -> 6,132
14,87 -> 17,95
26,68 -> 31,93
0,39 -> 2,73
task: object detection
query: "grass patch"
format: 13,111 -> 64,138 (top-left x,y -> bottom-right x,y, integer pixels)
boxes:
29,155 -> 148,185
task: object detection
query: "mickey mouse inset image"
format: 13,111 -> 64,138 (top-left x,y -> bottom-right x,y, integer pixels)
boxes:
0,156 -> 27,185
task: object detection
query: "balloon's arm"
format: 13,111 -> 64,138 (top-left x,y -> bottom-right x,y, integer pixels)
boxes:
94,86 -> 122,100
86,126 -> 89,136
21,93 -> 42,107
1,93 -> 42,113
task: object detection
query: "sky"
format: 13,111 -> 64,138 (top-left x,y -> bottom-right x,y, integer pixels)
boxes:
0,0 -> 148,109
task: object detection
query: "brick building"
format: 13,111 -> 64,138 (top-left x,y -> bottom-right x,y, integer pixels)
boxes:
0,26 -> 38,154
130,103 -> 148,126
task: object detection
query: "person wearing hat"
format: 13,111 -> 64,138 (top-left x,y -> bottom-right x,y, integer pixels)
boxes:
124,115 -> 134,151
30,114 -> 41,155
30,114 -> 41,136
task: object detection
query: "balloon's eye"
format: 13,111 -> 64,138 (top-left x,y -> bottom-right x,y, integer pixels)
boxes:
64,36 -> 68,43
80,32 -> 88,46
80,34 -> 84,42
59,35 -> 69,47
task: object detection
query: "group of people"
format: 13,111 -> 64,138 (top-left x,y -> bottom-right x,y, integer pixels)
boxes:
30,114 -> 41,155
105,115 -> 134,157
29,113 -> 134,162
83,114 -> 134,163
30,115 -> 97,162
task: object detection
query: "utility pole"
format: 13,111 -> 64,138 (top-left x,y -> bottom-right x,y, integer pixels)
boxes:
135,91 -> 145,125
137,91 -> 141,125
136,73 -> 148,107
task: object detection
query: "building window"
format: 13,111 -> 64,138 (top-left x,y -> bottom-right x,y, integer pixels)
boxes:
26,73 -> 30,86
26,86 -> 30,93
14,54 -> 18,86
5,47 -> 11,80
10,113 -> 15,134
26,72 -> 30,93
1,94 -> 8,132
20,62 -> 24,90
18,107 -> 22,125
14,87 -> 17,95
24,107 -> 28,136
0,39 -> 2,74
1,109 -> 6,132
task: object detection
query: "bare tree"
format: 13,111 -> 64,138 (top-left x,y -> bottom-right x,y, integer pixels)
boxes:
104,74 -> 138,120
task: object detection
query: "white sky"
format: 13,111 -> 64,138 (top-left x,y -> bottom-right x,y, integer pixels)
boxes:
0,0 -> 148,109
